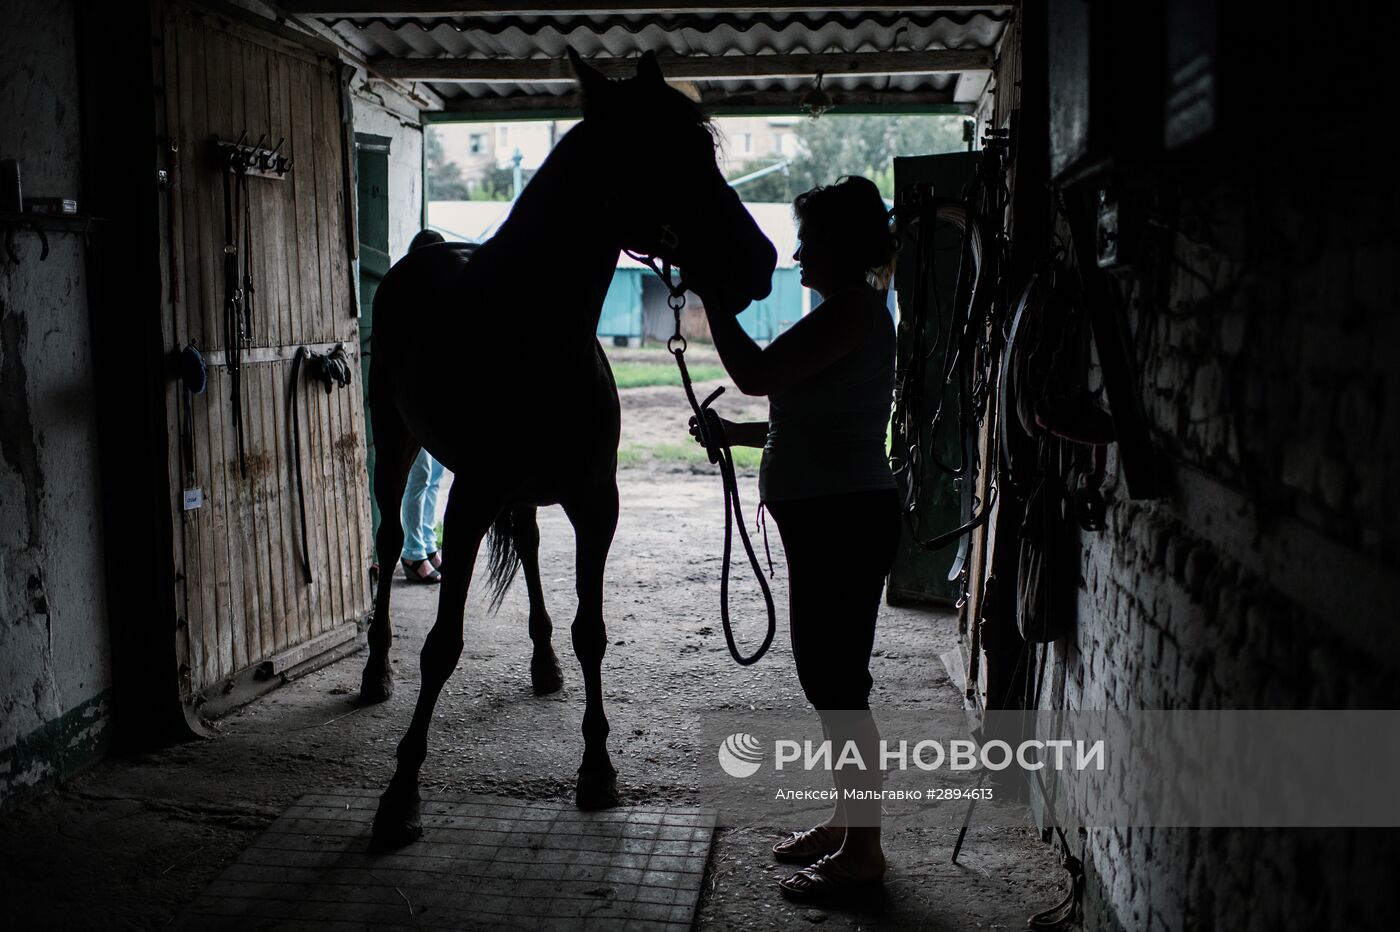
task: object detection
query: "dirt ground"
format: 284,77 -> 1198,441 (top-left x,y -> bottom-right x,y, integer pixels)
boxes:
0,351 -> 1067,931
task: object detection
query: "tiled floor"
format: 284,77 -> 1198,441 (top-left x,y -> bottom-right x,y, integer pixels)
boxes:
176,789 -> 716,930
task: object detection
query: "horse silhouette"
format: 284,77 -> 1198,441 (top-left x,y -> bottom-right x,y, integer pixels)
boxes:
363,49 -> 777,846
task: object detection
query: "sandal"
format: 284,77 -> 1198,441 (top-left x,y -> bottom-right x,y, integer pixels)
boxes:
427,550 -> 442,570
773,825 -> 844,863
777,854 -> 885,904
401,557 -> 441,584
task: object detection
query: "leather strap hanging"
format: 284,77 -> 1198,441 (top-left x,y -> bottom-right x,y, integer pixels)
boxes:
289,344 -> 353,585
221,161 -> 248,477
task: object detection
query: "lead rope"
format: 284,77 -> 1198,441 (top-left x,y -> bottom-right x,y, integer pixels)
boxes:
756,502 -> 775,579
632,250 -> 775,666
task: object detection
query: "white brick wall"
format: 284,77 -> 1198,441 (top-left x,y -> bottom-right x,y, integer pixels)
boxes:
1030,169 -> 1400,930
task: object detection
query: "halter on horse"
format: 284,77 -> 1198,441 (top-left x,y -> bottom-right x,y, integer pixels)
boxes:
362,49 -> 777,847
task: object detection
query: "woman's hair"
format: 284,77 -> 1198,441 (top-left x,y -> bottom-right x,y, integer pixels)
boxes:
409,229 -> 446,252
792,175 -> 898,282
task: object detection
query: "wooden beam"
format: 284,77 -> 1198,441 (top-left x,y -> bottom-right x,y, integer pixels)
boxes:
425,88 -> 973,119
375,50 -> 992,83
286,3 -> 1011,16
705,88 -> 970,114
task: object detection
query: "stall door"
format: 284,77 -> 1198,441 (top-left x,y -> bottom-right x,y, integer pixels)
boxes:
157,1 -> 371,706
886,151 -> 978,605
356,135 -> 390,544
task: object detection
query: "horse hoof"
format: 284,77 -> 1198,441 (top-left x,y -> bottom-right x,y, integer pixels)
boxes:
575,767 -> 621,811
531,653 -> 564,695
359,661 -> 394,704
370,784 -> 422,850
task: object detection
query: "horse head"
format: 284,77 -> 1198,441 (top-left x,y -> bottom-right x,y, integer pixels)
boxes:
568,48 -> 778,313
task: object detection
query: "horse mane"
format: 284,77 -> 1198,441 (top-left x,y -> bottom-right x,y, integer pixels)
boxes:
651,82 -> 729,161
658,85 -> 719,149
593,73 -> 716,142
661,85 -> 712,130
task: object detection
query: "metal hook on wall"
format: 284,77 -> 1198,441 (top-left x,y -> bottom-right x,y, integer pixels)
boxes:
215,133 -> 292,180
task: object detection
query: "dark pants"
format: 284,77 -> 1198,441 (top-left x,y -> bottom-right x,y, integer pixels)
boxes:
766,488 -> 901,712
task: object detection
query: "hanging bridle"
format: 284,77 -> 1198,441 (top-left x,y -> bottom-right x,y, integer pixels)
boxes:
623,230 -> 777,667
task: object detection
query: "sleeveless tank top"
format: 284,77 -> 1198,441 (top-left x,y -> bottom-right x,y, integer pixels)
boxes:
758,289 -> 896,502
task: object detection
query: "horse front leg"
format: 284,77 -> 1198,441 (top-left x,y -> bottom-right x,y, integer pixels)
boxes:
372,488 -> 495,849
563,483 -> 620,810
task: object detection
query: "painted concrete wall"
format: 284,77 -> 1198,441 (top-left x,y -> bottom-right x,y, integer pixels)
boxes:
349,79 -> 424,265
982,9 -> 1400,930
0,0 -> 114,803
1051,167 -> 1400,932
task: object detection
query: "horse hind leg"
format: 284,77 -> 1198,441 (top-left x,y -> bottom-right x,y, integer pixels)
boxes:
373,486 -> 496,849
360,405 -> 417,704
563,482 -> 620,810
511,506 -> 564,695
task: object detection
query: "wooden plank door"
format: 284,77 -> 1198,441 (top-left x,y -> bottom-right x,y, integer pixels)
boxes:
157,1 -> 371,704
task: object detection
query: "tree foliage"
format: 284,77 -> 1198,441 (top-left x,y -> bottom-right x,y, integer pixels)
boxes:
729,114 -> 968,204
425,128 -> 469,200
470,164 -> 536,201
427,127 -> 537,201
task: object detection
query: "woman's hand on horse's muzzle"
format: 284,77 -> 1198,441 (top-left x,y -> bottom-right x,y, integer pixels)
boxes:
689,281 -> 751,319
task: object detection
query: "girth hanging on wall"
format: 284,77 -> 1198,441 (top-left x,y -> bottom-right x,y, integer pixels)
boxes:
177,341 -> 208,490
289,344 -> 353,585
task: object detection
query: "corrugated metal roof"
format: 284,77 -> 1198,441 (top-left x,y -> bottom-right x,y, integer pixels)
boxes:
310,9 -> 1009,114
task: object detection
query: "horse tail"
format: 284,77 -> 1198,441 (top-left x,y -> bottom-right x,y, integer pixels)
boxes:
483,509 -> 522,613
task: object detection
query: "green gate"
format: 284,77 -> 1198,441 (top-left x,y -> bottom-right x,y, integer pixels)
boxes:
355,134 -> 391,550
886,151 -> 979,605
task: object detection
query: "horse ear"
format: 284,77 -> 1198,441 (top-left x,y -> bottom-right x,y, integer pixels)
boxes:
636,50 -> 664,85
567,47 -> 608,103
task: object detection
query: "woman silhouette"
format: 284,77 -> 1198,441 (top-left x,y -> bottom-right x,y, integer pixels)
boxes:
693,175 -> 900,901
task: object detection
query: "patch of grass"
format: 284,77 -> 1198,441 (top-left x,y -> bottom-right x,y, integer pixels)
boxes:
729,447 -> 763,470
649,442 -> 708,464
619,442 -> 762,470
610,361 -> 727,389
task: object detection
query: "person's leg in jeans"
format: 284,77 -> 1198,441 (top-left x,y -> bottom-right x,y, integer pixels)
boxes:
419,455 -> 446,566
401,450 -> 434,564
